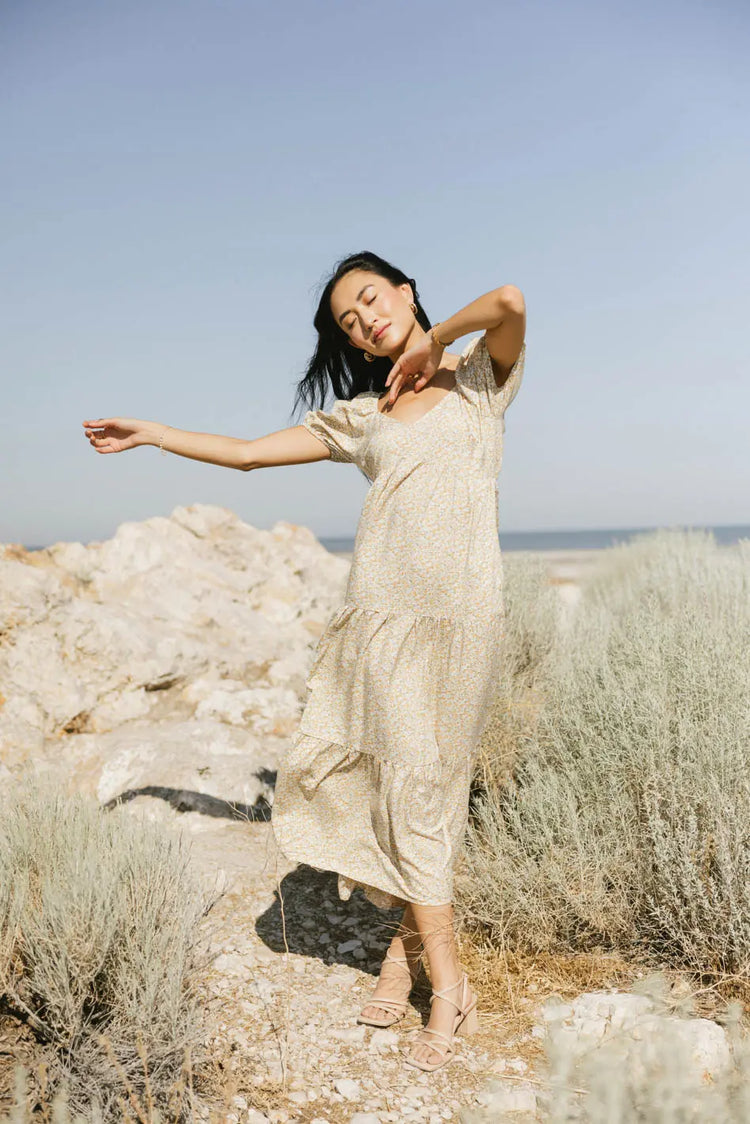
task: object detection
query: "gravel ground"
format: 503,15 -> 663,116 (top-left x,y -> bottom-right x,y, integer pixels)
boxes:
173,810 -> 542,1124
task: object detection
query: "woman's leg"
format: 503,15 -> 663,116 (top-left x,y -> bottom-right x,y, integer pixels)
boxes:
359,902 -> 424,1022
407,901 -> 470,1064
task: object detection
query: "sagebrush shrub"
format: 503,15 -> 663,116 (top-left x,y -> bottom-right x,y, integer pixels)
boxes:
471,552 -> 561,798
0,778 -> 212,1119
459,530 -> 750,972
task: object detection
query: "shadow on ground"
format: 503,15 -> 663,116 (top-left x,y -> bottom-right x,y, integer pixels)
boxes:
101,771 -> 276,821
254,864 -> 433,1014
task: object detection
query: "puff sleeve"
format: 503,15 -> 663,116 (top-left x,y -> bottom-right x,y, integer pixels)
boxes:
302,395 -> 369,464
459,334 -> 526,419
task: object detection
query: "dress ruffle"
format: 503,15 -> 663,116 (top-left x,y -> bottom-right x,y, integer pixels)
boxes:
273,728 -> 472,910
301,602 -> 503,770
293,731 -> 444,799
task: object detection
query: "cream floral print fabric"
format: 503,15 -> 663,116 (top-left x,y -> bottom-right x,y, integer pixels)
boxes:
271,333 -> 526,909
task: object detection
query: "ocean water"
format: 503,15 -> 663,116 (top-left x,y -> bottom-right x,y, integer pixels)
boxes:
320,523 -> 750,555
19,523 -> 750,555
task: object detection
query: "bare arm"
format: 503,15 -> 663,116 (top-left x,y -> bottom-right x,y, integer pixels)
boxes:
383,284 -> 527,403
432,284 -> 526,387
81,416 -> 332,471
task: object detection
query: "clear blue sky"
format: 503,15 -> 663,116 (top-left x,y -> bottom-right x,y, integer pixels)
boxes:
1,0 -> 747,545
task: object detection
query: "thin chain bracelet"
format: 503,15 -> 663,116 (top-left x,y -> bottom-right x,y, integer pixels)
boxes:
158,426 -> 170,455
431,322 -> 451,348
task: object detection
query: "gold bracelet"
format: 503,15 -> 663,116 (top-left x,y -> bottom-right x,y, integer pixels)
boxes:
431,322 -> 451,348
159,426 -> 170,455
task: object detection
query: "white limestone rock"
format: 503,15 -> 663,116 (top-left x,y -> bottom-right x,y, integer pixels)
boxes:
0,559 -> 71,631
333,1078 -> 362,1101
535,988 -> 731,1087
0,506 -> 349,799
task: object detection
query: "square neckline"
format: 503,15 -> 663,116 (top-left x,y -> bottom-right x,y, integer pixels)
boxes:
368,347 -> 469,428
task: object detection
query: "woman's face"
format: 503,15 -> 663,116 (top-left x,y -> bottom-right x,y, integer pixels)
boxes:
330,270 -> 417,359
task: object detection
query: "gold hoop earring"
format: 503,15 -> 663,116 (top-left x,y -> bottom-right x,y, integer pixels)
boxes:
364,351 -> 375,363
409,302 -> 417,315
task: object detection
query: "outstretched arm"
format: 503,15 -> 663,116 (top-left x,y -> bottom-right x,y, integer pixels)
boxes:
81,417 -> 332,471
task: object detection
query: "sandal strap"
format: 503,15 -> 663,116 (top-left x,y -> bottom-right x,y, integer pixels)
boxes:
429,974 -> 468,1015
360,996 -> 408,1014
385,951 -> 421,967
406,1026 -> 455,1060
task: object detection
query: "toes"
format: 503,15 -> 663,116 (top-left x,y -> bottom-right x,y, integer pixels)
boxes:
362,1004 -> 388,1020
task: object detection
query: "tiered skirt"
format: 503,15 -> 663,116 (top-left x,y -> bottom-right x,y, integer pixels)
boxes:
271,601 -> 503,909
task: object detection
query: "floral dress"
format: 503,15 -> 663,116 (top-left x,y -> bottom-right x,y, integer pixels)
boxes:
271,333 -> 526,909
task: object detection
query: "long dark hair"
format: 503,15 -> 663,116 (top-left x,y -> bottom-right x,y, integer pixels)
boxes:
291,250 -> 433,418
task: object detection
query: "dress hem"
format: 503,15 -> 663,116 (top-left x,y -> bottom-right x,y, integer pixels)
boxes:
271,820 -> 455,910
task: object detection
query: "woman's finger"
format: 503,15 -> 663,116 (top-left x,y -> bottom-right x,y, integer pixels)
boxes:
388,372 -> 408,405
414,368 -> 434,390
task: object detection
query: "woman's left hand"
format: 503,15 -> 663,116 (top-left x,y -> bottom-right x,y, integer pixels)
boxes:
384,332 -> 444,405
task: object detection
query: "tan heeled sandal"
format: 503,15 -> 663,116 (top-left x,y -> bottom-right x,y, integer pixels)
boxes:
402,973 -> 479,1071
356,951 -> 422,1028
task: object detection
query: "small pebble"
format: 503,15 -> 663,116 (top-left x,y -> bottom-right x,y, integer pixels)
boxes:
334,1077 -> 362,1101
330,1025 -> 367,1043
337,938 -> 363,954
371,1028 -> 399,1047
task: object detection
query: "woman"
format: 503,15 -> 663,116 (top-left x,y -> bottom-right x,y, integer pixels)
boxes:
82,250 -> 527,1072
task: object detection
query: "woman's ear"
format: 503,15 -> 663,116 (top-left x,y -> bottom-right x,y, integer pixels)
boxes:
398,281 -> 414,304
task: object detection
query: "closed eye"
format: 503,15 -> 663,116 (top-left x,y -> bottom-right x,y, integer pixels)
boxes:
344,290 -> 375,330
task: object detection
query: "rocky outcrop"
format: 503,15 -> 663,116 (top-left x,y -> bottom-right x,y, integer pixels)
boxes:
0,504 -> 349,807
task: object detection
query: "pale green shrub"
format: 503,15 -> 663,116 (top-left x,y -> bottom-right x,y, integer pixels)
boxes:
472,552 -> 562,798
460,530 -> 750,972
499,551 -> 563,688
0,778 -> 212,1119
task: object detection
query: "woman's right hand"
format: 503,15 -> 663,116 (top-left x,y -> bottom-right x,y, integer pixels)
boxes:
82,417 -> 158,454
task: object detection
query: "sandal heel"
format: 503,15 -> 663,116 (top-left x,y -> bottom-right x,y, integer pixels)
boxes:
456,1001 -> 479,1036
403,973 -> 479,1071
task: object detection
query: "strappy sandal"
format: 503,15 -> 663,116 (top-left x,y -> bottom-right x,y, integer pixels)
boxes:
356,951 -> 422,1028
402,972 -> 479,1071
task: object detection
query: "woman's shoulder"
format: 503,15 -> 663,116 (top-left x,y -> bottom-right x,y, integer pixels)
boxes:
454,333 -> 526,415
348,390 -> 380,414
310,390 -> 376,414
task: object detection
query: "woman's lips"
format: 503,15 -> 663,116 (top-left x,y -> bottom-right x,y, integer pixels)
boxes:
373,324 -> 389,342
